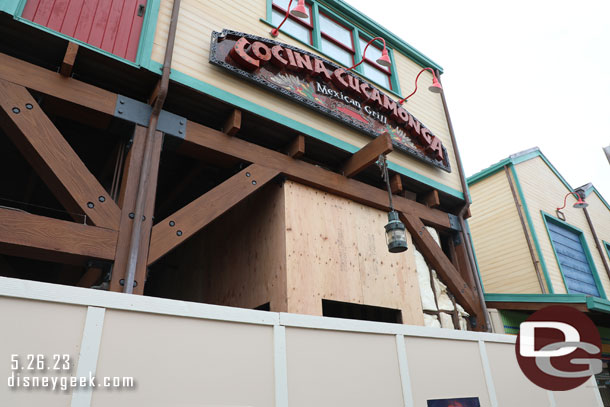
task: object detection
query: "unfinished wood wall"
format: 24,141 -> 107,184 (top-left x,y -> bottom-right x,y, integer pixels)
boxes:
155,182 -> 288,311
283,181 -> 424,325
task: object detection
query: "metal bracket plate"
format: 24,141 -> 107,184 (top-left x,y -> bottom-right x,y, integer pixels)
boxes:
448,214 -> 462,232
114,95 -> 186,139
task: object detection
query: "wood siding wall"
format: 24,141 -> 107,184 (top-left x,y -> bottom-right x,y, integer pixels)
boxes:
468,170 -> 542,294
283,181 -> 424,325
586,192 -> 610,259
515,157 -> 610,296
150,0 -> 463,194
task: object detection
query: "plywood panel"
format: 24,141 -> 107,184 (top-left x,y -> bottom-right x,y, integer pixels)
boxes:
515,157 -> 610,296
285,327 -> 404,407
468,170 -> 541,293
284,181 -> 424,325
151,0 -> 463,195
93,309 -> 275,407
157,182 -> 288,312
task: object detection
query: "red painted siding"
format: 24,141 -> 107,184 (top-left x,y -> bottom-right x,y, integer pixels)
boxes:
22,0 -> 147,62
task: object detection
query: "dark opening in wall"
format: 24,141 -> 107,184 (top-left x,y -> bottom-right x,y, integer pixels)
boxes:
322,299 -> 402,324
254,302 -> 270,311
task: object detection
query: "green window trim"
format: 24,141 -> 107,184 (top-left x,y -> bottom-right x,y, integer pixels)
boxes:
540,211 -> 607,300
8,0 -> 161,70
263,0 -> 402,98
604,240 -> 610,263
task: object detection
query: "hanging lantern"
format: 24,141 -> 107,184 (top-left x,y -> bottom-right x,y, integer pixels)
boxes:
385,210 -> 408,253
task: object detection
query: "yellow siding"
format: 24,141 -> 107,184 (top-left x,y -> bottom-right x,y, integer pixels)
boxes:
585,192 -> 610,252
468,170 -> 541,294
151,0 -> 463,194
515,157 -> 610,296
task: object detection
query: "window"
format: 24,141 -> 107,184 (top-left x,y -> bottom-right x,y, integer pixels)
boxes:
319,12 -> 354,67
543,213 -> 606,298
271,0 -> 314,45
269,1 -> 397,93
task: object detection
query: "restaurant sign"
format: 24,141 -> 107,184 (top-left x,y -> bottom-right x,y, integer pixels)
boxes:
210,29 -> 451,172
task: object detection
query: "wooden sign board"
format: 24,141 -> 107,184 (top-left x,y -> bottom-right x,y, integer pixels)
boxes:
209,29 -> 451,172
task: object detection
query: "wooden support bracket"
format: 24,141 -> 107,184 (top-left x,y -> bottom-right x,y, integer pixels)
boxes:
390,173 -> 403,195
0,79 -> 121,229
0,207 -> 117,264
285,134 -> 305,158
342,132 -> 393,178
60,42 -> 79,77
223,109 -> 241,136
399,211 -> 480,317
423,189 -> 440,208
148,164 -> 280,265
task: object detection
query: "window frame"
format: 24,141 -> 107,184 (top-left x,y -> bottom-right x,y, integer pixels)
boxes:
541,211 -> 607,299
265,0 -> 402,97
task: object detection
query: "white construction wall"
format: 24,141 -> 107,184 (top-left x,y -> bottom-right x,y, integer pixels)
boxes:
0,277 -> 602,407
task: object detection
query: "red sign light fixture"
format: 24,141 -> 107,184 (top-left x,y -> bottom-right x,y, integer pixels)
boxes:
398,67 -> 443,104
347,37 -> 391,71
270,0 -> 309,37
556,191 -> 588,220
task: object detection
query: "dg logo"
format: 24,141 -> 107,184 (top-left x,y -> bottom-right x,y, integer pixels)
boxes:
516,305 -> 602,391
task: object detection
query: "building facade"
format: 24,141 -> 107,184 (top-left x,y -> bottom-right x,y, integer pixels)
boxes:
0,1 -> 604,405
467,147 -> 610,404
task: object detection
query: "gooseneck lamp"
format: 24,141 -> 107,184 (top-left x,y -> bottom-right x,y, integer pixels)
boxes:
270,0 -> 309,37
398,67 -> 442,104
556,191 -> 588,220
346,37 -> 392,70
377,155 -> 408,253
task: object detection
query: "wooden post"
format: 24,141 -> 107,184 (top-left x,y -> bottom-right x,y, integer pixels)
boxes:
223,109 -> 241,136
111,126 -> 163,294
60,42 -> 79,77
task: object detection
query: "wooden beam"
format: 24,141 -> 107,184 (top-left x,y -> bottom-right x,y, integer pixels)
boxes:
399,211 -> 480,316
0,207 -> 117,263
178,122 -> 452,230
0,52 -> 117,116
60,42 -> 79,77
77,266 -> 103,288
342,133 -> 393,178
422,189 -> 440,208
148,164 -> 280,265
390,173 -> 403,195
403,190 -> 417,201
111,127 -> 163,294
0,79 -> 121,229
223,109 -> 241,136
285,134 -> 305,158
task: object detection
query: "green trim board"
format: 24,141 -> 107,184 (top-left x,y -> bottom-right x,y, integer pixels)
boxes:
540,211 -> 607,299
9,0 -> 161,70
510,164 -> 555,293
605,241 -> 610,263
0,0 -> 21,15
146,60 -> 464,200
579,185 -> 610,213
467,147 -> 541,186
485,293 -> 610,315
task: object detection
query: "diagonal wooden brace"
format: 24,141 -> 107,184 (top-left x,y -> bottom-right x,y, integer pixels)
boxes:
0,79 -> 121,229
399,211 -> 480,317
147,164 -> 280,265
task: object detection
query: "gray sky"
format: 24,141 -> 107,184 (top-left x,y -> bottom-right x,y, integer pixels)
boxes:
346,0 -> 610,199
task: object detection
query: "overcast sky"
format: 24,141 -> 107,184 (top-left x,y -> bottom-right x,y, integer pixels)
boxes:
346,0 -> 610,199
